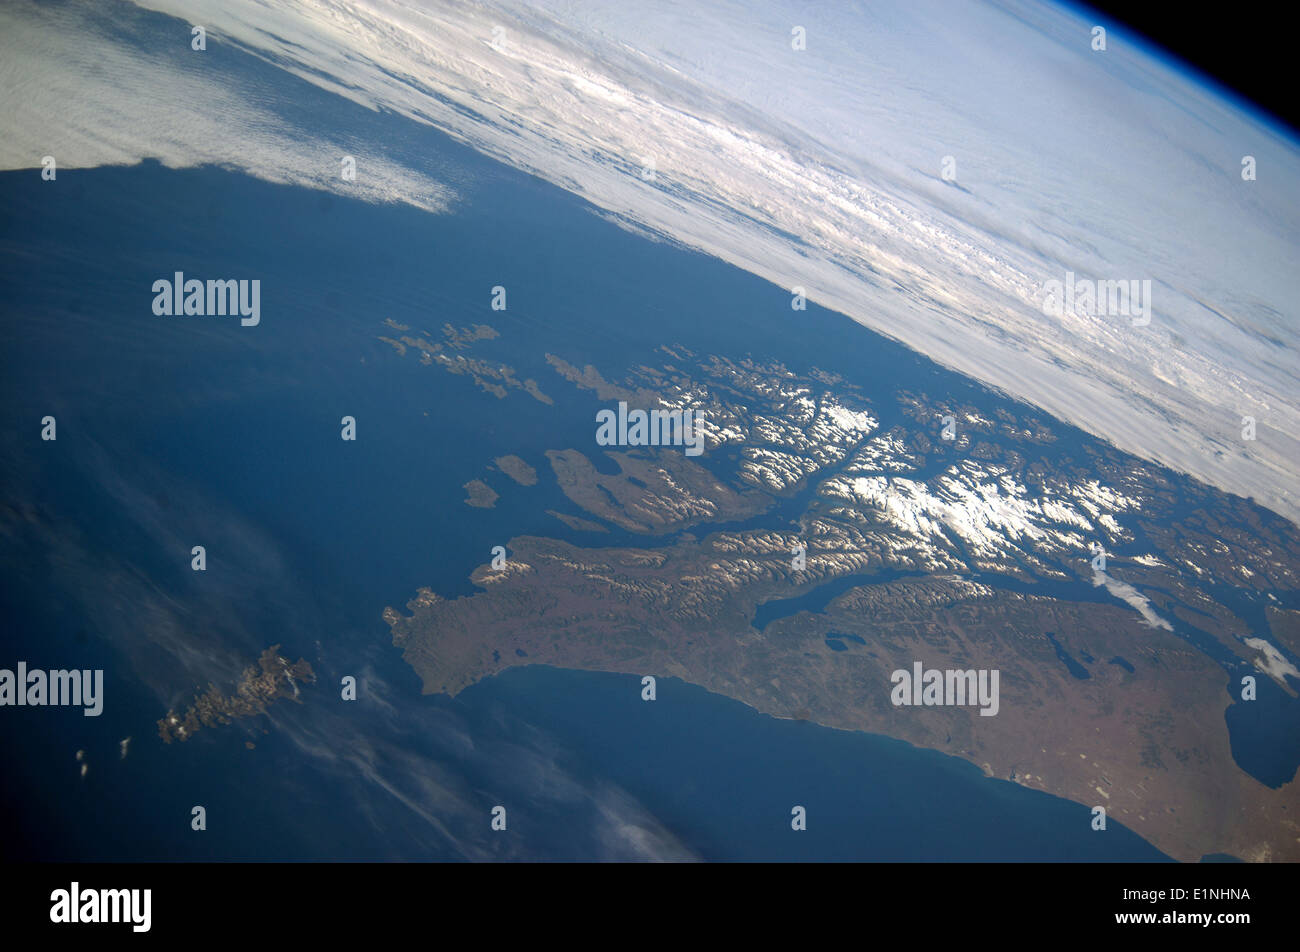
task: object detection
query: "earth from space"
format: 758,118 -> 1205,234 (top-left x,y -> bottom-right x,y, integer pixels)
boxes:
2,0 -> 1298,862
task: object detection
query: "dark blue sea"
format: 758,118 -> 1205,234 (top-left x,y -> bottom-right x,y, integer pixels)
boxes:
1,30 -> 1294,860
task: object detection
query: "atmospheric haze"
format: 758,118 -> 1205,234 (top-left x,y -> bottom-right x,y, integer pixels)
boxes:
4,0 -> 1297,523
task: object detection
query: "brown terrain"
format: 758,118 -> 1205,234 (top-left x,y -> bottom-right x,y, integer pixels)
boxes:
378,336 -> 1300,861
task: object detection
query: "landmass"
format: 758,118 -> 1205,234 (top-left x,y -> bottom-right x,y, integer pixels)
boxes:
546,447 -> 768,533
158,646 -> 315,743
378,322 -> 552,403
495,455 -> 538,486
547,509 -> 610,533
462,479 -> 498,509
383,345 -> 1300,862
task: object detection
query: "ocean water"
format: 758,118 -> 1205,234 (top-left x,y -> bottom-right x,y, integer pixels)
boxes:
0,66 -> 1292,859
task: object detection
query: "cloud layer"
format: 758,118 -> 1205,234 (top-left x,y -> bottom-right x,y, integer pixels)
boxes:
4,0 -> 1298,525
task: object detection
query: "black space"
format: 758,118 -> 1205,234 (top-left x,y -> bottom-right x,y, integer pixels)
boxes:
1081,1 -> 1298,136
